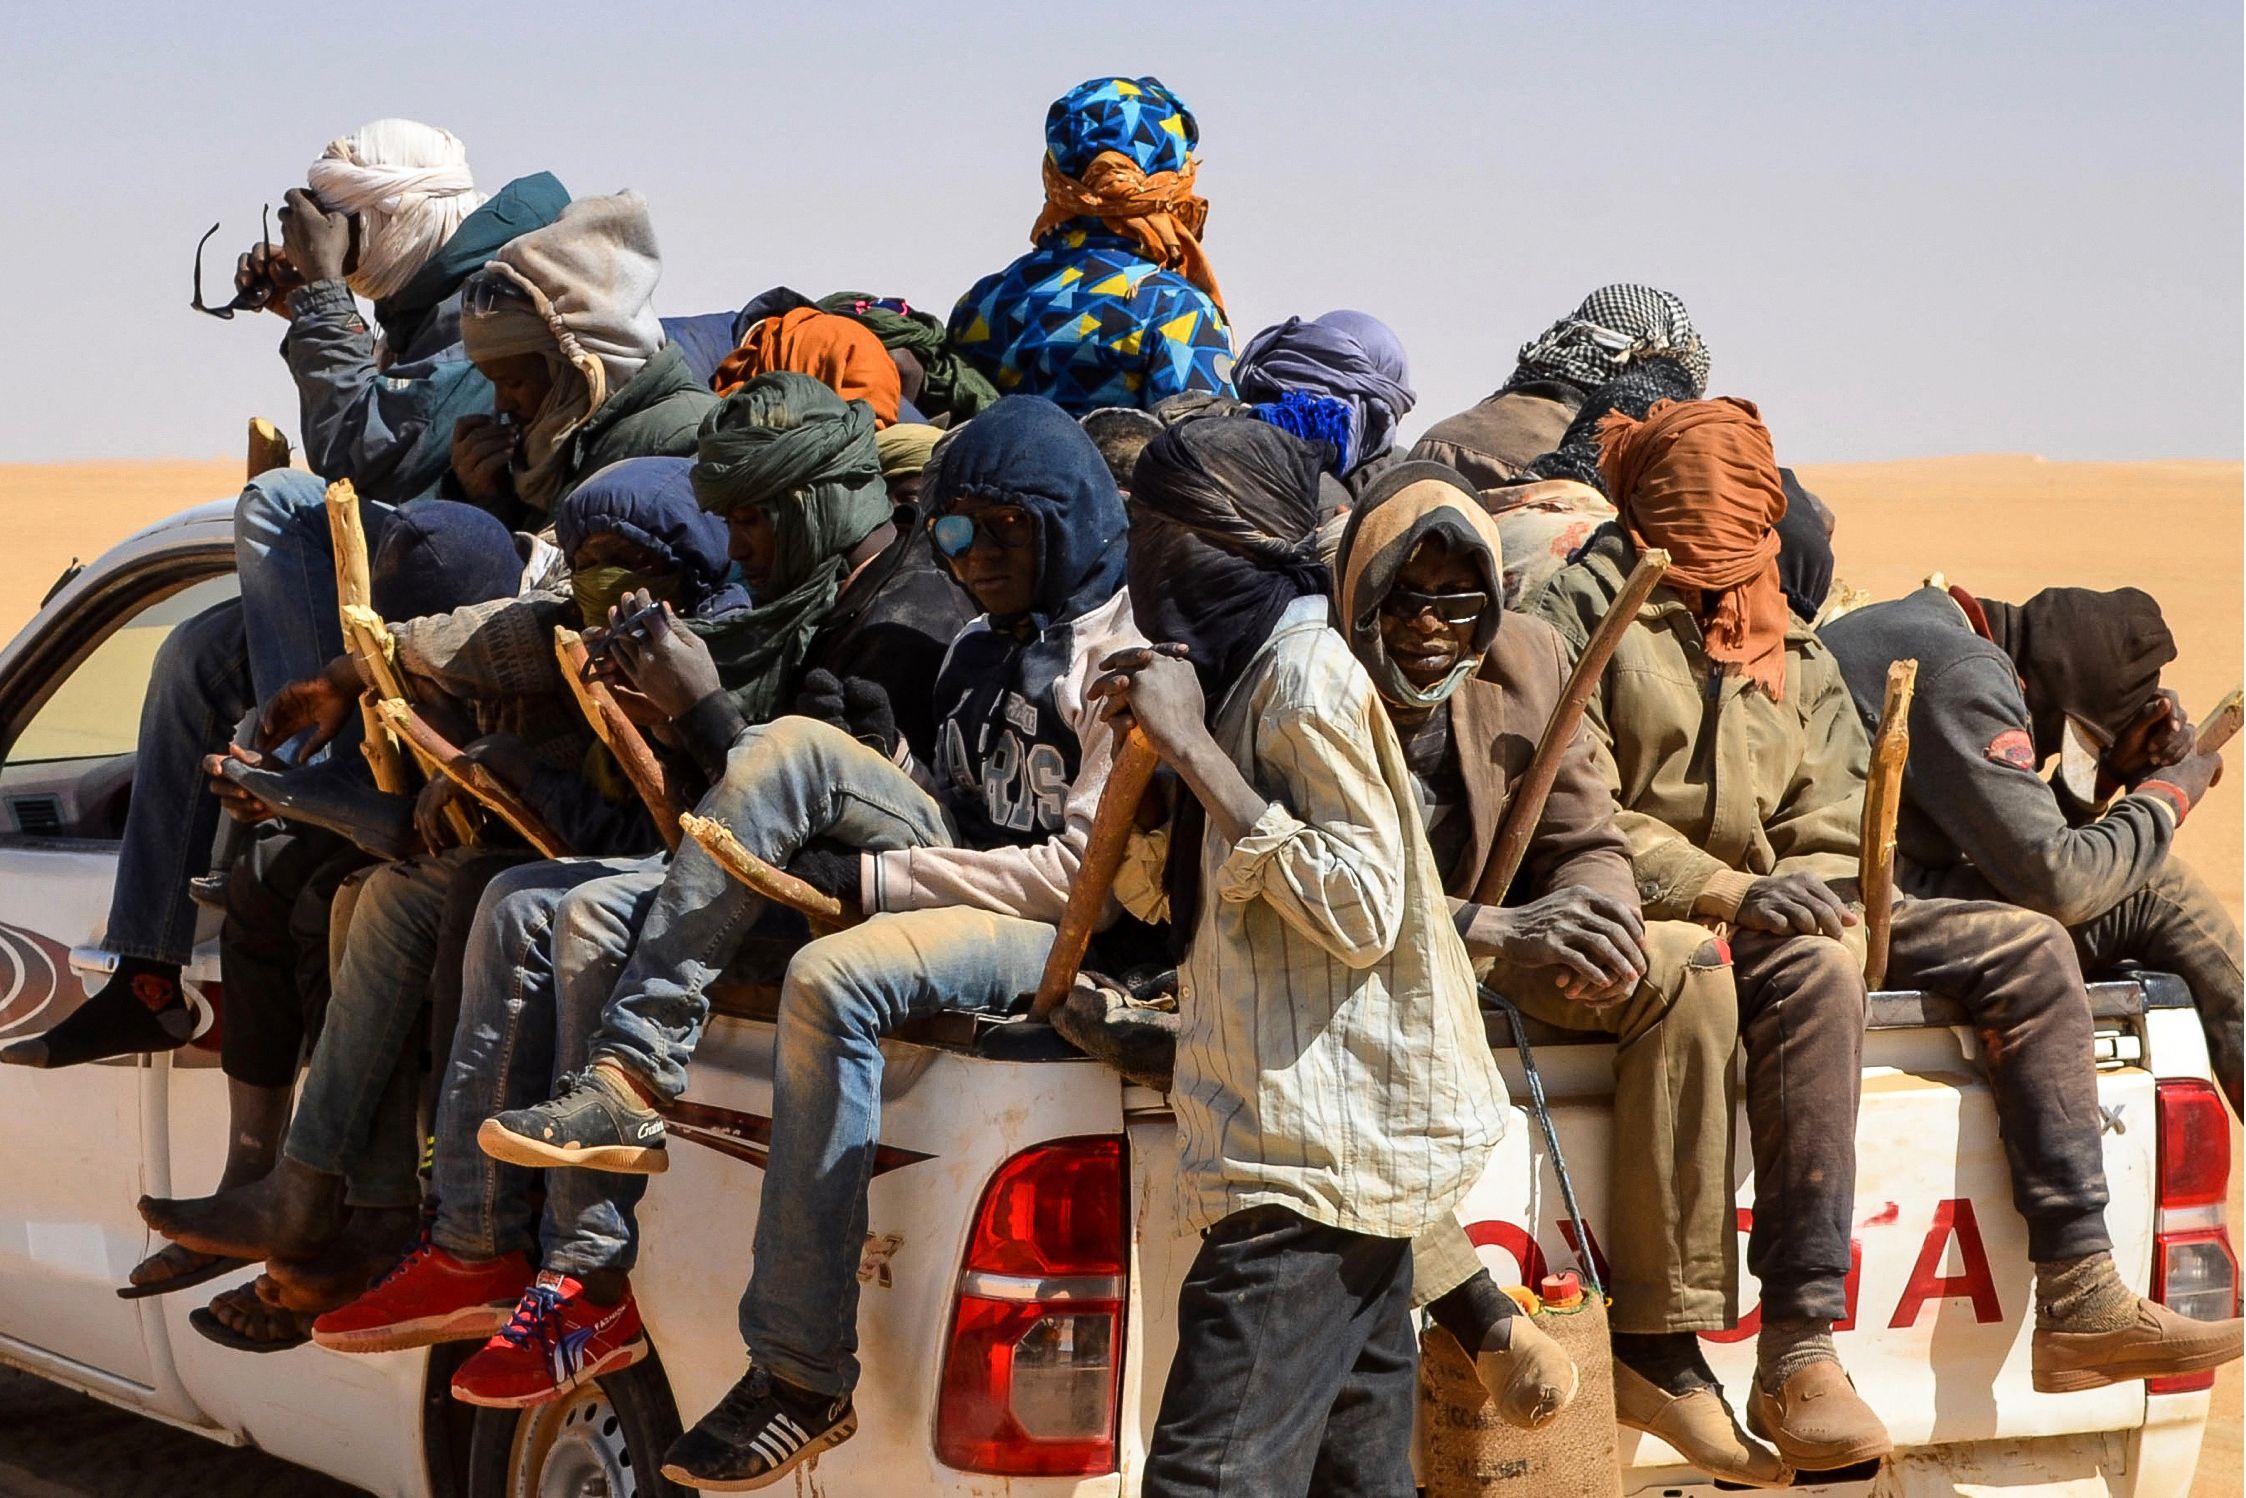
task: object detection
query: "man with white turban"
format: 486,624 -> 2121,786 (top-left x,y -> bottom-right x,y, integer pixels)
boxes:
0,121 -> 568,1311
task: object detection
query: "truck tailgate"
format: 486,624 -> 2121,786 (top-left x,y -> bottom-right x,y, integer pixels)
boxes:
1122,1023 -> 2160,1483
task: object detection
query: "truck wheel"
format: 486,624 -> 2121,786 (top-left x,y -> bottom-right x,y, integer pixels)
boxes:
466,1350 -> 687,1498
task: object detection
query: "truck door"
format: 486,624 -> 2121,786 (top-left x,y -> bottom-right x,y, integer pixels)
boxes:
0,567 -> 236,1388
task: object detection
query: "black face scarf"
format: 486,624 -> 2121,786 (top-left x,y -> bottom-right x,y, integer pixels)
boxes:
1978,586 -> 2177,759
1125,417 -> 1332,955
1775,469 -> 1835,622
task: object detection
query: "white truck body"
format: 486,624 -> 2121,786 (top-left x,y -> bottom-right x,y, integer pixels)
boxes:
0,505 -> 2232,1496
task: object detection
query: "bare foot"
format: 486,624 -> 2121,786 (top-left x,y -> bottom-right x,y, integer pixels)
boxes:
140,1157 -> 344,1261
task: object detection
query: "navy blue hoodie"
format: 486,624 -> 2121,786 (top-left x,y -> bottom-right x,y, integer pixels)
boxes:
861,396 -> 1146,920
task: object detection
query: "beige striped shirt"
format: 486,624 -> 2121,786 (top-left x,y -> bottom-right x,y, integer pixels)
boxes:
1118,598 -> 1508,1237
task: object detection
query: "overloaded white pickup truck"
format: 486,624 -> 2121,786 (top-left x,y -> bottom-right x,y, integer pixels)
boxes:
0,503 -> 2236,1497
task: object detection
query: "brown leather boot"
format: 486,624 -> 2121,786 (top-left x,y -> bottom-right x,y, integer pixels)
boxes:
1745,1360 -> 1892,1470
1613,1360 -> 1791,1488
1473,1315 -> 1579,1430
2033,1298 -> 2245,1393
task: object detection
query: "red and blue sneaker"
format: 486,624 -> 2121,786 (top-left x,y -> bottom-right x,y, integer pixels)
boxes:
312,1238 -> 533,1354
450,1271 -> 649,1409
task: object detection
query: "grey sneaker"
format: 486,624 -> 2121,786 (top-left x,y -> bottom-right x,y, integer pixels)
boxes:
477,1065 -> 669,1174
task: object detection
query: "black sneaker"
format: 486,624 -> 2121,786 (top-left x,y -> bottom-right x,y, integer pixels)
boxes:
662,1365 -> 856,1491
476,1065 -> 668,1174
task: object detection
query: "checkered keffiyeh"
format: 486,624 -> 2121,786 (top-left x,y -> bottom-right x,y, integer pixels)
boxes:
1510,284 -> 1710,397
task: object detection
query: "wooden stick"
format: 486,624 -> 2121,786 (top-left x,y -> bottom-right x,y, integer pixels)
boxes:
1030,727 -> 1163,1021
322,481 -> 414,796
247,417 -> 292,480
339,603 -> 478,842
555,627 -> 684,852
1474,549 -> 1671,906
2195,686 -> 2243,757
373,698 -> 570,857
1860,659 -> 1919,990
680,812 -> 858,931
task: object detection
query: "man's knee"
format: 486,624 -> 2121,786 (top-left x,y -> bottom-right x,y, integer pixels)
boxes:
553,880 -> 638,966
716,716 -> 848,792
777,927 -> 902,1043
233,469 -> 327,536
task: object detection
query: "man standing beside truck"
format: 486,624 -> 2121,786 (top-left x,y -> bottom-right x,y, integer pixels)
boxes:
1091,418 -> 1508,1497
1822,582 -> 2241,1115
1530,394 -> 2245,1473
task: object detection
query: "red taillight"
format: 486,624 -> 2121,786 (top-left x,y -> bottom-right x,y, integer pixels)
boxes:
2157,1079 -> 2229,1209
2149,1079 -> 2239,1395
935,1136 -> 1126,1476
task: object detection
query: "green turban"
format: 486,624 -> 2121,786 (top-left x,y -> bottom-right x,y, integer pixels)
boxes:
817,291 -> 1000,424
685,372 -> 893,720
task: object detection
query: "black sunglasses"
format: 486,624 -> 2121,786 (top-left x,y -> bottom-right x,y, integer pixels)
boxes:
930,508 -> 1036,559
191,205 -> 278,320
1380,585 -> 1490,627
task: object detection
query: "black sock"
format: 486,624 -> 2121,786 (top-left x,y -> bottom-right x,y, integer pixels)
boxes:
1613,1331 -> 1720,1396
2,958 -> 190,1068
1430,1269 -> 1518,1353
577,1268 -> 629,1307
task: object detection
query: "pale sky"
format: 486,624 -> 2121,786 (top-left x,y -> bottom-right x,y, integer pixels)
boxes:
2,0 -> 2237,465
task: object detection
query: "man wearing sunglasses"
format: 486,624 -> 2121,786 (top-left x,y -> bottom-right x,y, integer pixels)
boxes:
1823,583 -> 2239,1115
1329,462 -> 1786,1484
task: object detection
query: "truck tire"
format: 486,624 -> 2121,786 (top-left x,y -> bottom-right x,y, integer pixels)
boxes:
466,1349 -> 687,1498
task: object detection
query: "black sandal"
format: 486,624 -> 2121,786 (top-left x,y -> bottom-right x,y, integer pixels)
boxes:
188,1280 -> 315,1353
117,1242 -> 253,1300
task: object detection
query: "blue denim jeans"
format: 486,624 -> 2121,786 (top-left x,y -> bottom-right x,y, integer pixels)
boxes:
282,845 -> 485,1209
101,471 -> 391,964
430,856 -> 658,1270
741,906 -> 1056,1398
235,469 -> 383,706
102,600 -> 252,964
588,719 -> 953,1101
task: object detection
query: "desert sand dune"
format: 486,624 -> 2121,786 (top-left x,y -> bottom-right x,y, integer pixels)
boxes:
0,452 -> 2238,1492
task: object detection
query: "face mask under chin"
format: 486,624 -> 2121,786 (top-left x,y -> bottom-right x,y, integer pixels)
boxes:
2057,716 -> 2107,804
572,566 -> 678,628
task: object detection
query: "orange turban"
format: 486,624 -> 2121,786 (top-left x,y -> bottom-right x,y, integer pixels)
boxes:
1033,150 -> 1226,320
1597,397 -> 1792,700
711,307 -> 902,427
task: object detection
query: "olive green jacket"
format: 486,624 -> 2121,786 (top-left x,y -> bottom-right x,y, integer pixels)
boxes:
1526,527 -> 1868,922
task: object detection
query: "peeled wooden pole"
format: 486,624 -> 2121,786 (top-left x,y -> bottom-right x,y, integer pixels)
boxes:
374,698 -> 569,857
555,627 -> 684,852
681,812 -> 857,933
1029,727 -> 1163,1021
1474,549 -> 1671,906
2195,686 -> 2243,757
341,603 -> 480,846
323,480 -> 413,796
1859,659 -> 1919,990
247,417 -> 292,479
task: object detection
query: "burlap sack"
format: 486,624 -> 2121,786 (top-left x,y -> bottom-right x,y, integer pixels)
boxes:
1419,1299 -> 1620,1497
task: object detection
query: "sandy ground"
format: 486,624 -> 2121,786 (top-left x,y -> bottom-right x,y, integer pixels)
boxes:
0,454 -> 2237,1493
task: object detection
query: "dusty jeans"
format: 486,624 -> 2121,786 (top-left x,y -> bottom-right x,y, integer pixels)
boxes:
739,906 -> 1055,1398
1885,895 -> 2112,1263
1727,926 -> 1868,1325
430,855 -> 659,1272
588,719 -> 952,1101
2072,857 -> 2244,1116
1412,920 -> 1740,1333
282,846 -> 491,1209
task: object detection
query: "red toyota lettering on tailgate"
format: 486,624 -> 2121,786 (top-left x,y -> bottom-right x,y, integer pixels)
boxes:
1464,1197 -> 1999,1333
